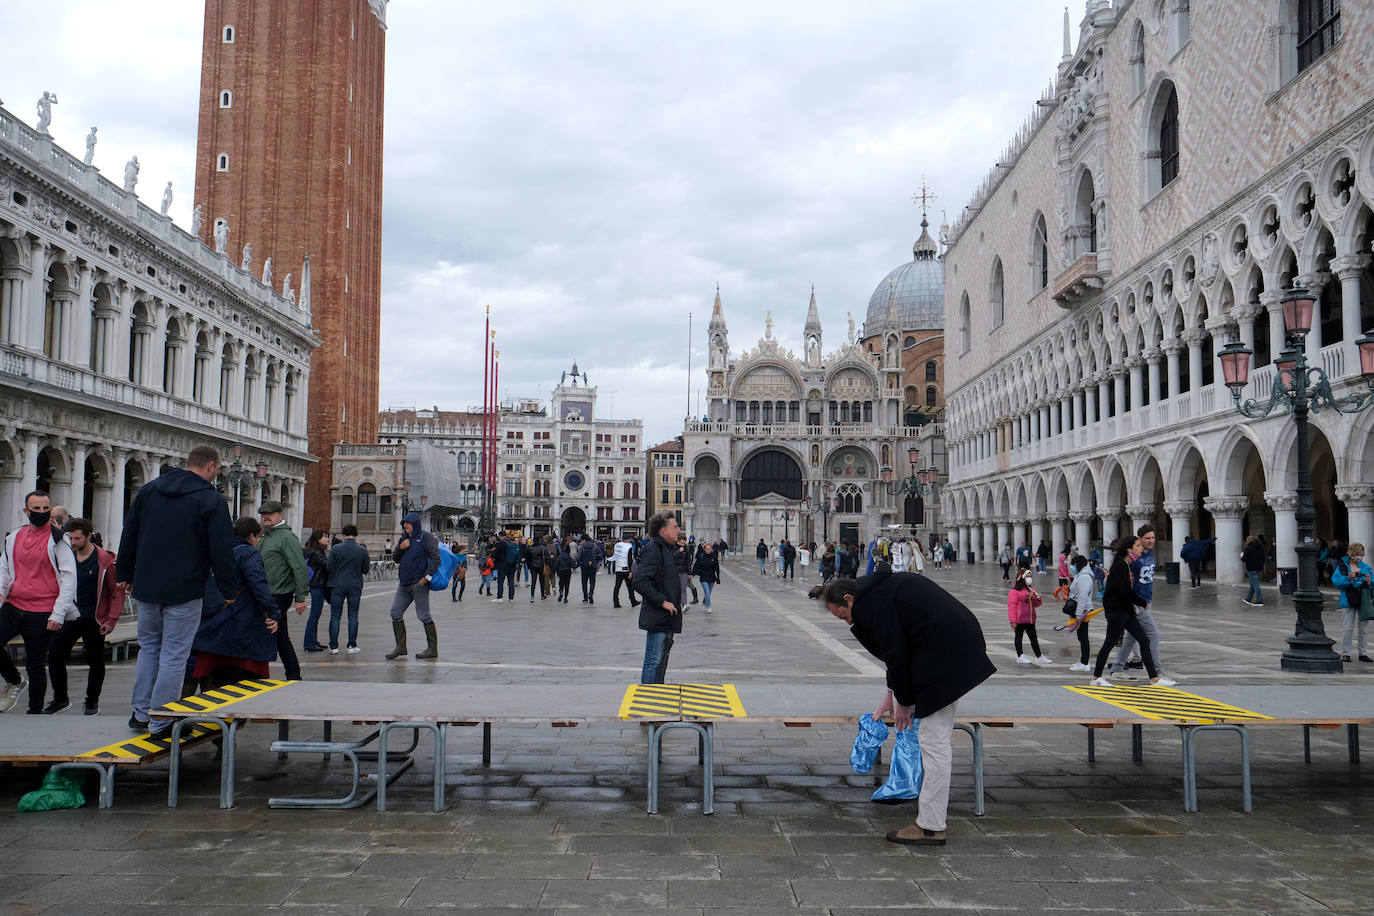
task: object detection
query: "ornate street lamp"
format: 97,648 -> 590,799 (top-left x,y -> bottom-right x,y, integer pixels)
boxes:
882,447 -> 940,501
224,442 -> 268,517
770,504 -> 797,541
1219,286 -> 1374,672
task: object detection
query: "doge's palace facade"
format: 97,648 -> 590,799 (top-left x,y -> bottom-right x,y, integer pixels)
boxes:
0,102 -> 316,544
942,1 -> 1374,583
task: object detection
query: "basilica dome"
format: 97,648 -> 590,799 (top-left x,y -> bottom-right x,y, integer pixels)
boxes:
863,217 -> 944,335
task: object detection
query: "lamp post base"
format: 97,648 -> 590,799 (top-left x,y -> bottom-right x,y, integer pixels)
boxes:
1280,634 -> 1343,673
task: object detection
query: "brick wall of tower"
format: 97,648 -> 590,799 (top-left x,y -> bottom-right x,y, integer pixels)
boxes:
193,0 -> 385,527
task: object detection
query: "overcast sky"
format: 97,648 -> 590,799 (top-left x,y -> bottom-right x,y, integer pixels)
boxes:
5,0 -> 1070,446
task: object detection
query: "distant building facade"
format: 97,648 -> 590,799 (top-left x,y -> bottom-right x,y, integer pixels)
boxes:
194,0 -> 388,525
0,103 -> 315,544
941,2 -> 1374,581
647,437 -> 684,526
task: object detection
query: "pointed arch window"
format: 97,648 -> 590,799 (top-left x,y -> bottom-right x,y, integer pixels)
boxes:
1159,86 -> 1179,187
925,360 -> 937,382
958,293 -> 971,355
1031,213 -> 1049,292
1298,0 -> 1341,72
989,258 -> 1005,328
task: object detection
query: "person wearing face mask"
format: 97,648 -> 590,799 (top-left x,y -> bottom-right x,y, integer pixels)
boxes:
0,491 -> 79,714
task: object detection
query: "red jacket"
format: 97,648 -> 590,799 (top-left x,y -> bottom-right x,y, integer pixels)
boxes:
89,546 -> 126,629
1006,587 -> 1041,626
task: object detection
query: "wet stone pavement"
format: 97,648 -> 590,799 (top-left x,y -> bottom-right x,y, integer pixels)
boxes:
2,558 -> 1372,913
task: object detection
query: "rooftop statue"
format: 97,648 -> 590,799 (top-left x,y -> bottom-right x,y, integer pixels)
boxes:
83,126 -> 97,165
36,91 -> 57,135
122,156 -> 140,193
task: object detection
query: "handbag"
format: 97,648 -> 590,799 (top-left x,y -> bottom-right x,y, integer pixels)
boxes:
1062,596 -> 1079,617
1359,587 -> 1374,622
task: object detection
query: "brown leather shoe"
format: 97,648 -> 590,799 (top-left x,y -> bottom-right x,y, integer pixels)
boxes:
886,824 -> 946,846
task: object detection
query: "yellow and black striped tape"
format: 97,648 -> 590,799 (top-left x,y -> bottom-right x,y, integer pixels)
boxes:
1066,685 -> 1272,724
80,721 -> 224,760
618,683 -> 747,719
79,679 -> 293,760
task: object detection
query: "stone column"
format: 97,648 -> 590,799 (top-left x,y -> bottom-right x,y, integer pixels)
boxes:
1050,516 -> 1066,554
1333,255 -> 1370,366
957,524 -> 968,563
1031,518 -> 1045,556
1099,505 -> 1121,547
69,441 -> 88,519
1184,329 -> 1206,393
1264,490 -> 1299,570
1069,509 -> 1094,555
1125,502 -> 1155,535
112,282 -> 133,381
1126,356 -> 1144,412
1080,385 -> 1094,426
995,518 -> 1009,557
1113,367 -> 1128,417
982,522 -> 995,562
0,425 -> 20,520
1145,347 -> 1162,404
18,431 -> 40,493
1097,376 -> 1111,419
1163,500 -> 1193,563
1162,338 -> 1182,400
69,263 -> 93,367
1073,386 -> 1085,429
1203,495 -> 1249,583
21,240 -> 50,352
1336,485 -> 1374,560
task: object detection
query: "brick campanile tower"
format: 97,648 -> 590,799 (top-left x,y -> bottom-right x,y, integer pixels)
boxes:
193,0 -> 386,526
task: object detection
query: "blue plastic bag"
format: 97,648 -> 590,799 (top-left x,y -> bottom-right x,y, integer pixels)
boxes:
850,713 -> 889,774
872,721 -> 923,802
428,544 -> 459,591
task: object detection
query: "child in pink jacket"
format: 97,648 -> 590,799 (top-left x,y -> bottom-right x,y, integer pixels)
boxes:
1008,570 -> 1052,666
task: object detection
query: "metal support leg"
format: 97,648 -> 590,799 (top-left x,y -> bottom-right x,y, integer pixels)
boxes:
378,721 -> 445,813
1085,726 -> 1095,762
277,720 -> 289,760
1350,724 -> 1360,763
1132,724 -> 1143,762
166,716 -> 232,807
51,761 -> 115,809
1303,725 -> 1312,764
1178,724 -> 1250,813
482,722 -> 492,767
269,729 -> 413,809
953,723 -> 984,816
645,721 -> 714,815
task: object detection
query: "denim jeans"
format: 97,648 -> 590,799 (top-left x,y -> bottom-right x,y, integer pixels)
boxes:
131,597 -> 203,728
757,557 -> 766,574
1111,605 -> 1163,676
1245,570 -> 1263,603
700,580 -> 714,608
304,586 -> 329,648
640,630 -> 675,684
329,586 -> 361,648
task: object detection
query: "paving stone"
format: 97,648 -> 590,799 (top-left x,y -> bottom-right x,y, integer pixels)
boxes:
457,833 -> 574,854
147,874 -> 304,907
918,878 -> 1057,909
943,855 -> 1078,882
590,854 -> 721,880
465,853 -> 594,879
568,834 -> 692,855
792,877 -> 928,908
538,878 -> 669,908
354,853 -> 476,878
406,878 -> 547,908
687,834 -> 796,855
288,877 -> 419,907
1160,879 -> 1329,910
667,877 -> 797,908
3,848 -> 134,875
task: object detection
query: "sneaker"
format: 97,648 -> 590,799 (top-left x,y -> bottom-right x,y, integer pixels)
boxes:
1089,676 -> 1113,687
1125,658 -> 1144,669
304,645 -> 325,653
43,699 -> 69,714
347,646 -> 361,654
1068,662 -> 1091,672
83,700 -> 99,715
128,712 -> 148,731
705,607 -> 712,613
1150,677 -> 1178,687
1016,654 -> 1033,665
1242,598 -> 1255,607
1033,655 -> 1054,666
329,647 -> 340,655
0,677 -> 28,713
1360,656 -> 1373,663
1343,655 -> 1352,662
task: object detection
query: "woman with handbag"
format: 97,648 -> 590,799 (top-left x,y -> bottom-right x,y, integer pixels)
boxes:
1332,542 -> 1373,663
192,517 -> 280,688
1008,570 -> 1052,666
1090,535 -> 1175,687
1065,555 -> 1095,672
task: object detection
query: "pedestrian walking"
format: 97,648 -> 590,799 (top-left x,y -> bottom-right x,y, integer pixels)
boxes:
527,536 -> 548,602
1241,535 -> 1266,606
821,568 -> 996,847
692,541 -> 719,612
554,538 -> 576,602
256,501 -> 308,680
756,539 -> 768,575
1332,542 -> 1373,663
998,544 -> 1012,581
0,492 -> 78,715
1065,554 -> 1095,672
450,544 -> 468,602
612,533 -> 639,608
326,525 -> 370,653
192,517 -> 280,687
386,512 -> 440,659
1008,570 -> 1052,666
1091,535 -> 1176,687
578,535 -> 603,602
1109,525 -> 1171,681
301,528 -> 331,652
633,511 -> 684,683
44,518 -> 123,715
116,446 -> 239,736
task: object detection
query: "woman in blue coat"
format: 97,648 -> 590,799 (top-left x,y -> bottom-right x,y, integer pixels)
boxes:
193,517 -> 280,687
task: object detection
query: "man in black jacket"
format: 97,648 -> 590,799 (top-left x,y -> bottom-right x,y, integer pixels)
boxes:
822,569 -> 995,847
632,511 -> 683,684
116,445 -> 238,737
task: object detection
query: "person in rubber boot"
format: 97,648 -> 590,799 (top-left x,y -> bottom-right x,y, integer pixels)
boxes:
387,512 -> 440,660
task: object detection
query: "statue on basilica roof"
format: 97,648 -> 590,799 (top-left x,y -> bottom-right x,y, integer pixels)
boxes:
35,91 -> 57,135
83,126 -> 96,165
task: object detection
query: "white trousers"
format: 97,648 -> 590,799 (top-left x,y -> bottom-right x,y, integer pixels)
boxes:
916,700 -> 957,832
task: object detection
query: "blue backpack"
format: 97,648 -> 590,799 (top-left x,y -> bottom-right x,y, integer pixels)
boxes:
428,543 -> 459,591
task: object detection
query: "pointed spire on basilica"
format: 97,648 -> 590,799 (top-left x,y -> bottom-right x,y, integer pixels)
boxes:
709,281 -> 726,331
911,177 -> 939,262
804,285 -> 821,336
883,278 -> 899,329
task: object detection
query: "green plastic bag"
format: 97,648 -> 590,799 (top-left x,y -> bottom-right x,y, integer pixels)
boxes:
17,768 -> 86,812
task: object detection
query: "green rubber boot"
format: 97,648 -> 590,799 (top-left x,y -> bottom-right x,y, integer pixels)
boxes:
385,621 -> 407,659
415,622 -> 439,659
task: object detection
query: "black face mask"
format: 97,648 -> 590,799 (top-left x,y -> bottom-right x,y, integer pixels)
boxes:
28,510 -> 52,528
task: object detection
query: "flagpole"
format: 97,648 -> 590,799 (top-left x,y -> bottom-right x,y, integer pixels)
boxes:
686,310 -> 692,420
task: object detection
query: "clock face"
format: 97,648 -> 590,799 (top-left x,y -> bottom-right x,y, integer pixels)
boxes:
564,470 -> 585,491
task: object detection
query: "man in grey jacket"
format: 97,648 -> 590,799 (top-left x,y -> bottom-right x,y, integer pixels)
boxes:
325,524 -> 371,654
387,512 -> 440,660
